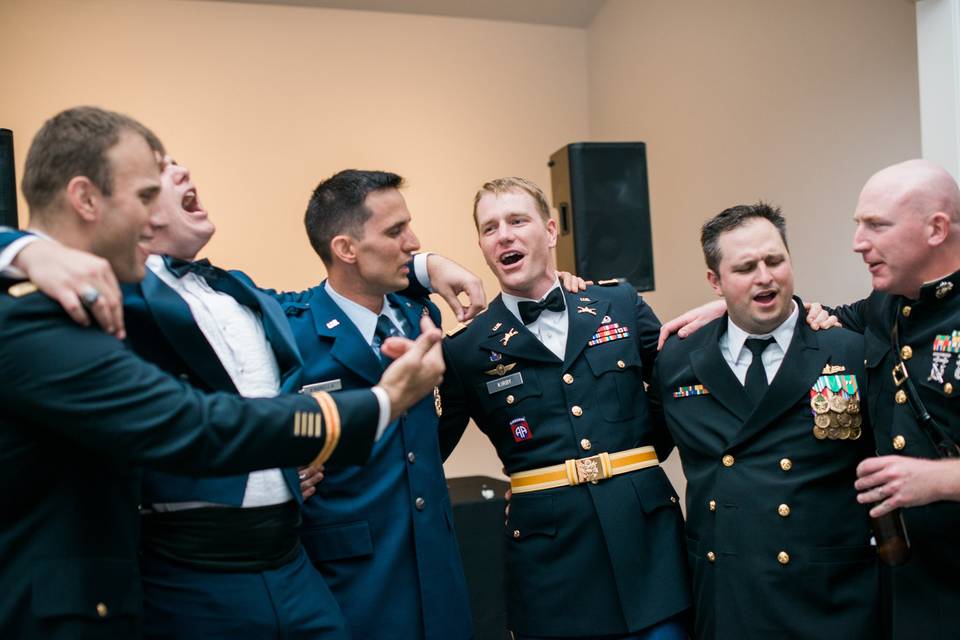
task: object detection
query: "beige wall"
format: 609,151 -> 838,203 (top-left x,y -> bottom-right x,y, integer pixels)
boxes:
587,0 -> 920,497
1,0 -> 921,483
0,0 -> 590,479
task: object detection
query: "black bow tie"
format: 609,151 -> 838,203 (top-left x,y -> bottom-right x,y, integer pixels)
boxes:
517,288 -> 565,325
164,256 -> 213,278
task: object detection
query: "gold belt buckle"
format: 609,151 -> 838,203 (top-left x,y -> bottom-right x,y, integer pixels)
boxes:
574,454 -> 607,485
892,362 -> 909,387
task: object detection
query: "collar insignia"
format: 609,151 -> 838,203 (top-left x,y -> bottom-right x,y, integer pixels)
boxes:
577,306 -> 597,316
326,319 -> 340,329
491,322 -> 503,332
821,364 -> 846,374
501,328 -> 519,346
936,281 -> 954,299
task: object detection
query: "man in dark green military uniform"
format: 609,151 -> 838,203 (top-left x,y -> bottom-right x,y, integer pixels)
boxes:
829,159 -> 960,639
438,177 -> 690,640
652,203 -> 878,639
0,106 -> 445,639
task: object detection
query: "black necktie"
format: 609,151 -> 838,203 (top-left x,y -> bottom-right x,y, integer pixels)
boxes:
744,337 -> 775,406
517,288 -> 565,325
372,314 -> 402,364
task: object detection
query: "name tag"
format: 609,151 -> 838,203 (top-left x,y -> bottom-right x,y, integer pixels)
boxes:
486,372 -> 523,395
300,379 -> 342,394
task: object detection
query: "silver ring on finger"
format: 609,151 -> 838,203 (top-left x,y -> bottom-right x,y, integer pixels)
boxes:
80,285 -> 100,308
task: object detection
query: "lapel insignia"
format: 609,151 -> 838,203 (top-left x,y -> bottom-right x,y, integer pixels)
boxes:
810,374 -> 862,441
936,281 -> 954,299
501,328 -> 519,346
485,362 -> 517,377
326,319 -> 340,329
579,297 -> 590,302
509,417 -> 533,442
433,386 -> 442,417
821,364 -> 845,374
672,384 -> 710,398
489,351 -> 503,362
422,306 -> 430,316
491,322 -> 503,332
588,322 -> 630,346
601,315 -> 611,324
577,306 -> 597,316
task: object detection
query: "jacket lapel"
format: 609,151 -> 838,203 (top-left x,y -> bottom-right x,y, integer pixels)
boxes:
728,316 -> 829,450
140,270 -> 238,392
689,319 -> 753,424
308,285 -> 383,386
249,285 -> 304,394
387,292 -> 423,338
479,296 -> 560,364
562,290 -> 610,370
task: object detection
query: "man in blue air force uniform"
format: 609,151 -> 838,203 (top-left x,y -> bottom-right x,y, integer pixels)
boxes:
0,107 -> 446,639
437,177 -> 690,640
651,204 -> 878,639
263,170 -> 473,640
1,157 -> 459,638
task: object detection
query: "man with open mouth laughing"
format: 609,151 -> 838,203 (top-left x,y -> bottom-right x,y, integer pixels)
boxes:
436,176 -> 690,640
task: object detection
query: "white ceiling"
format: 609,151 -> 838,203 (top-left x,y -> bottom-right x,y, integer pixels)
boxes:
192,0 -> 608,28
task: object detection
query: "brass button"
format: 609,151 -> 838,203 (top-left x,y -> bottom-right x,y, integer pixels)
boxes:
722,454 -> 735,467
670,496 -> 678,503
780,458 -> 792,471
506,394 -> 515,405
96,602 -> 108,618
571,405 -> 583,417
892,435 -> 906,450
513,529 -> 520,539
708,499 -> 717,511
617,360 -> 626,369
415,497 -> 426,510
706,551 -> 716,562
407,451 -> 416,463
946,383 -> 955,395
895,389 -> 907,404
778,504 -> 791,517
580,438 -> 592,451
902,305 -> 911,317
777,551 -> 790,565
901,345 -> 913,360
562,373 -> 574,384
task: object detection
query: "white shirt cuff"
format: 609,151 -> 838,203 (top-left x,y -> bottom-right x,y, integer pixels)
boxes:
371,386 -> 392,441
0,235 -> 40,279
413,252 -> 432,291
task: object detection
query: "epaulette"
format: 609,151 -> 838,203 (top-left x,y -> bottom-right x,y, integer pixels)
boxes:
7,281 -> 38,298
445,322 -> 469,338
597,278 -> 621,287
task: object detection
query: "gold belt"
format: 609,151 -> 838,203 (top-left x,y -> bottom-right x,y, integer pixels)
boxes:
509,446 -> 659,494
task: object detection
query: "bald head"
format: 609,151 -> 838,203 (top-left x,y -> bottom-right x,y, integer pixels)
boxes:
853,159 -> 960,297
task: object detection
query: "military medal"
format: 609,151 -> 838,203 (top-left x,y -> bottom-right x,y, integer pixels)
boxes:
433,387 -> 442,417
828,394 -> 848,413
827,426 -> 840,440
814,414 -> 831,428
837,412 -> 852,428
811,394 -> 829,414
850,427 -> 862,440
813,426 -> 828,440
838,426 -> 852,440
846,399 -> 860,414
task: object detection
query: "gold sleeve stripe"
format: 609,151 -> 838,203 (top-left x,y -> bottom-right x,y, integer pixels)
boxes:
294,412 -> 303,437
310,391 -> 341,465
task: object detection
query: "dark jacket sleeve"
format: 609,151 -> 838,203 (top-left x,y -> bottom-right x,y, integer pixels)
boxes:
0,229 -> 30,251
826,297 -> 870,335
436,339 -> 473,461
646,350 -> 676,462
634,290 -> 663,381
0,295 -> 379,475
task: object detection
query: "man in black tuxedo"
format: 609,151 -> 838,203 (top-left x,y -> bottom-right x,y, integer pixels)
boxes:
651,203 -> 878,639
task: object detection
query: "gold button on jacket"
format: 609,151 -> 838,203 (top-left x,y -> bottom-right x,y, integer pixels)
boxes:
722,454 -> 735,467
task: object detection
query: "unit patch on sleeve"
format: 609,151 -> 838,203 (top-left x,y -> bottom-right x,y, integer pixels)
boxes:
510,417 -> 532,442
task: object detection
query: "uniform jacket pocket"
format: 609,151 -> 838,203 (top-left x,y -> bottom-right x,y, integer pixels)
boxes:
32,558 -> 141,620
300,520 -> 373,562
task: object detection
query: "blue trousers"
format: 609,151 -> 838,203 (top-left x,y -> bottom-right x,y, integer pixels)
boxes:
516,614 -> 689,640
141,547 -> 349,640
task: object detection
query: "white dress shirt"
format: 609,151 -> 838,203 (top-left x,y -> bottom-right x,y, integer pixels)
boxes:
148,254 -> 293,509
719,300 -> 799,385
500,277 -> 568,360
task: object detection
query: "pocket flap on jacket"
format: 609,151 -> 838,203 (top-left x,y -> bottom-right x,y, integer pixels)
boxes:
32,558 -> 141,619
630,469 -> 681,514
506,493 -> 557,539
300,520 -> 374,562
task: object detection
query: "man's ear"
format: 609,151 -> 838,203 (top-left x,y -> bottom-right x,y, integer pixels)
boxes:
545,217 -> 558,249
707,269 -> 723,297
64,176 -> 100,223
330,234 -> 358,264
927,211 -> 952,247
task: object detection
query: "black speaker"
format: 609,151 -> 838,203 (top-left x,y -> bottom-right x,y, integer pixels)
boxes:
0,129 -> 18,229
549,142 -> 654,291
447,475 -> 511,640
